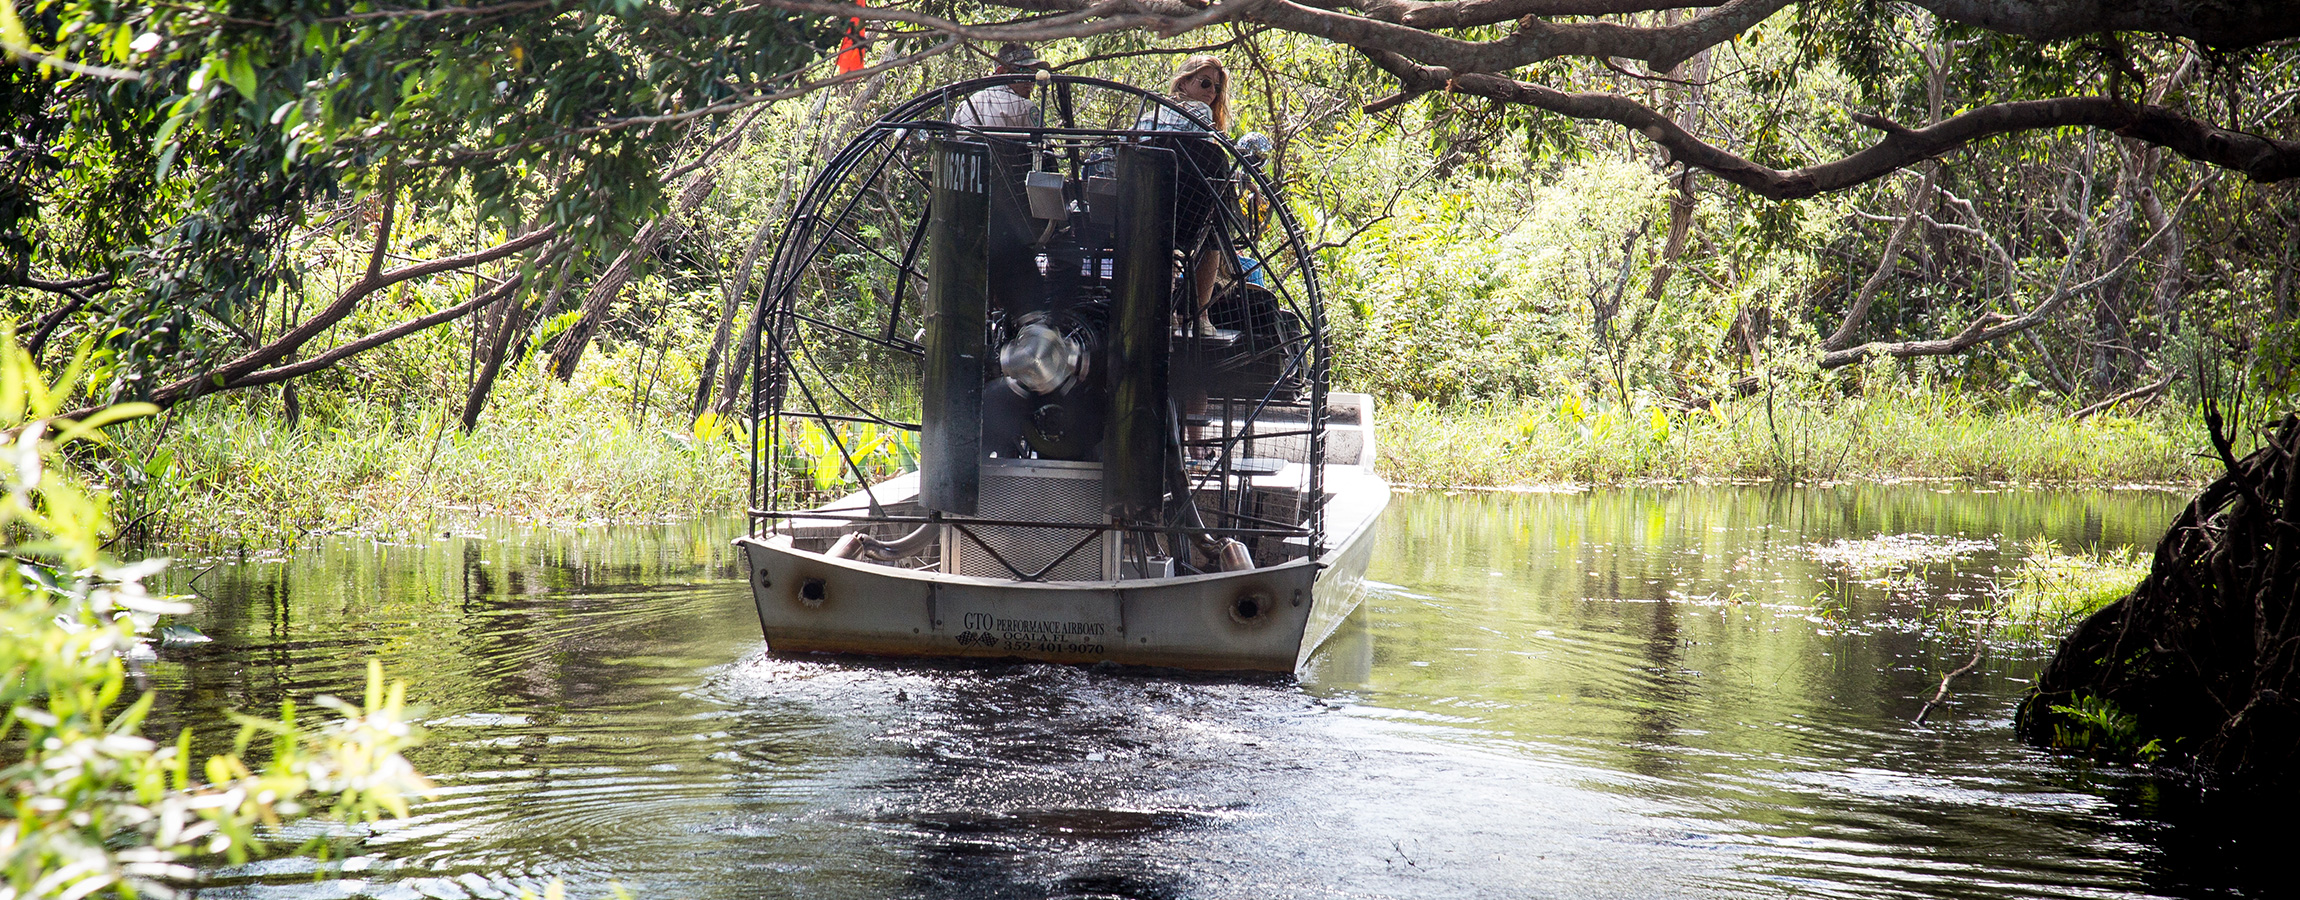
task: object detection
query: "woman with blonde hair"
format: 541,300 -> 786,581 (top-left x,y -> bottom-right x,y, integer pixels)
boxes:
1135,55 -> 1234,335
1166,54 -> 1230,131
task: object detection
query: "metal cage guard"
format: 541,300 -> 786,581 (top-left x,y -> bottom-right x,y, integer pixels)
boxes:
742,75 -> 1332,576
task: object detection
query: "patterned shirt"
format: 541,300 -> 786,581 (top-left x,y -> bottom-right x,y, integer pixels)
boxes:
951,87 -> 1038,129
1134,100 -> 1216,132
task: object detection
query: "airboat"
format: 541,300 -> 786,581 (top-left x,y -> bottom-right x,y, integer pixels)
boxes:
734,75 -> 1387,672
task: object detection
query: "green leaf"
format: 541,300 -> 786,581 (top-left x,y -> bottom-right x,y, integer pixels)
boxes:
143,447 -> 175,478
225,48 -> 259,101
151,107 -> 187,149
52,402 -> 160,445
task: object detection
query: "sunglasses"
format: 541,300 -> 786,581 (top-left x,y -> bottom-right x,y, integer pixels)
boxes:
1194,75 -> 1223,91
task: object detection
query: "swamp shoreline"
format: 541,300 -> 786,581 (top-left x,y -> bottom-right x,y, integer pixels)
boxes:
101,380 -> 2216,551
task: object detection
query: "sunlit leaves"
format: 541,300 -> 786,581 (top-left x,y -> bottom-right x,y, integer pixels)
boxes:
1,329 -> 434,898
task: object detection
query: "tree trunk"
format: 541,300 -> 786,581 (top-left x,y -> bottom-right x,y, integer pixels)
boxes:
544,172 -> 719,381
711,74 -> 892,417
462,246 -> 570,431
2021,411 -> 2300,789
2135,161 -> 2186,332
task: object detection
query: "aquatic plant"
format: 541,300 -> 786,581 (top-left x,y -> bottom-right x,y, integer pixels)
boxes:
1997,538 -> 2147,641
2045,694 -> 2164,763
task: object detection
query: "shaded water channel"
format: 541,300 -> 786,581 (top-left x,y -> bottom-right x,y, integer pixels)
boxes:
144,485 -> 2291,899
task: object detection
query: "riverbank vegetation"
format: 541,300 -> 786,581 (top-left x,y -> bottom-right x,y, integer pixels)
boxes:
107,364 -> 746,548
12,4 -> 2292,550
93,374 -> 2208,548
1381,387 -> 2206,487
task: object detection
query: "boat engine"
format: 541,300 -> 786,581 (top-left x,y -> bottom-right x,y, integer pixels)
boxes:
900,104 -> 1299,581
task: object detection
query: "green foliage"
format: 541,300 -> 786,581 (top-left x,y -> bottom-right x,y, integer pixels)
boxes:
1776,0 -> 1906,108
1377,377 -> 2210,488
1322,157 -> 1685,403
4,0 -> 831,394
1,330 -> 432,896
2046,694 -> 2164,763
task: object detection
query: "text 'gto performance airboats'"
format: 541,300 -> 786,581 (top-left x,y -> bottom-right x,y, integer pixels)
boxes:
735,75 -> 1387,672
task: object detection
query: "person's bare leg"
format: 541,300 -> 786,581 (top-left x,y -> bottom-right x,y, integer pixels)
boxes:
1191,247 -> 1220,335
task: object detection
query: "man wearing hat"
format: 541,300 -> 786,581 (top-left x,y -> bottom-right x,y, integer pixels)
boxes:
951,43 -> 1048,129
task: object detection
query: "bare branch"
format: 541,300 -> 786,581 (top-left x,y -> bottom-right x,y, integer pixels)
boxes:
1824,170 -> 1933,351
164,222 -> 557,398
1817,176 -> 2213,369
2075,370 -> 2179,418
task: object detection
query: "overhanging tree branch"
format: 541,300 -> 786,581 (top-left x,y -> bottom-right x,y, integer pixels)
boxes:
52,264 -> 536,426
1908,0 -> 2300,48
907,0 -> 2300,190
1342,0 -> 2300,46
777,0 -> 1783,72
227,273 -> 527,392
1352,0 -> 1723,30
1422,72 -> 2300,197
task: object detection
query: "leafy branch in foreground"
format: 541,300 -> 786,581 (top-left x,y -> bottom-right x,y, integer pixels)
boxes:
0,331 -> 432,898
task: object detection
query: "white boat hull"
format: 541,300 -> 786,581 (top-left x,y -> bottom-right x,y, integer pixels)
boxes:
736,466 -> 1382,672
739,395 -> 1388,672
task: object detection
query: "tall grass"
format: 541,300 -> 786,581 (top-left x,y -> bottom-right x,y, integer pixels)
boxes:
1378,387 -> 2209,487
103,368 -> 747,549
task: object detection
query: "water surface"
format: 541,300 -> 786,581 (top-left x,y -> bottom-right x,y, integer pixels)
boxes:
146,484 -> 2288,899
